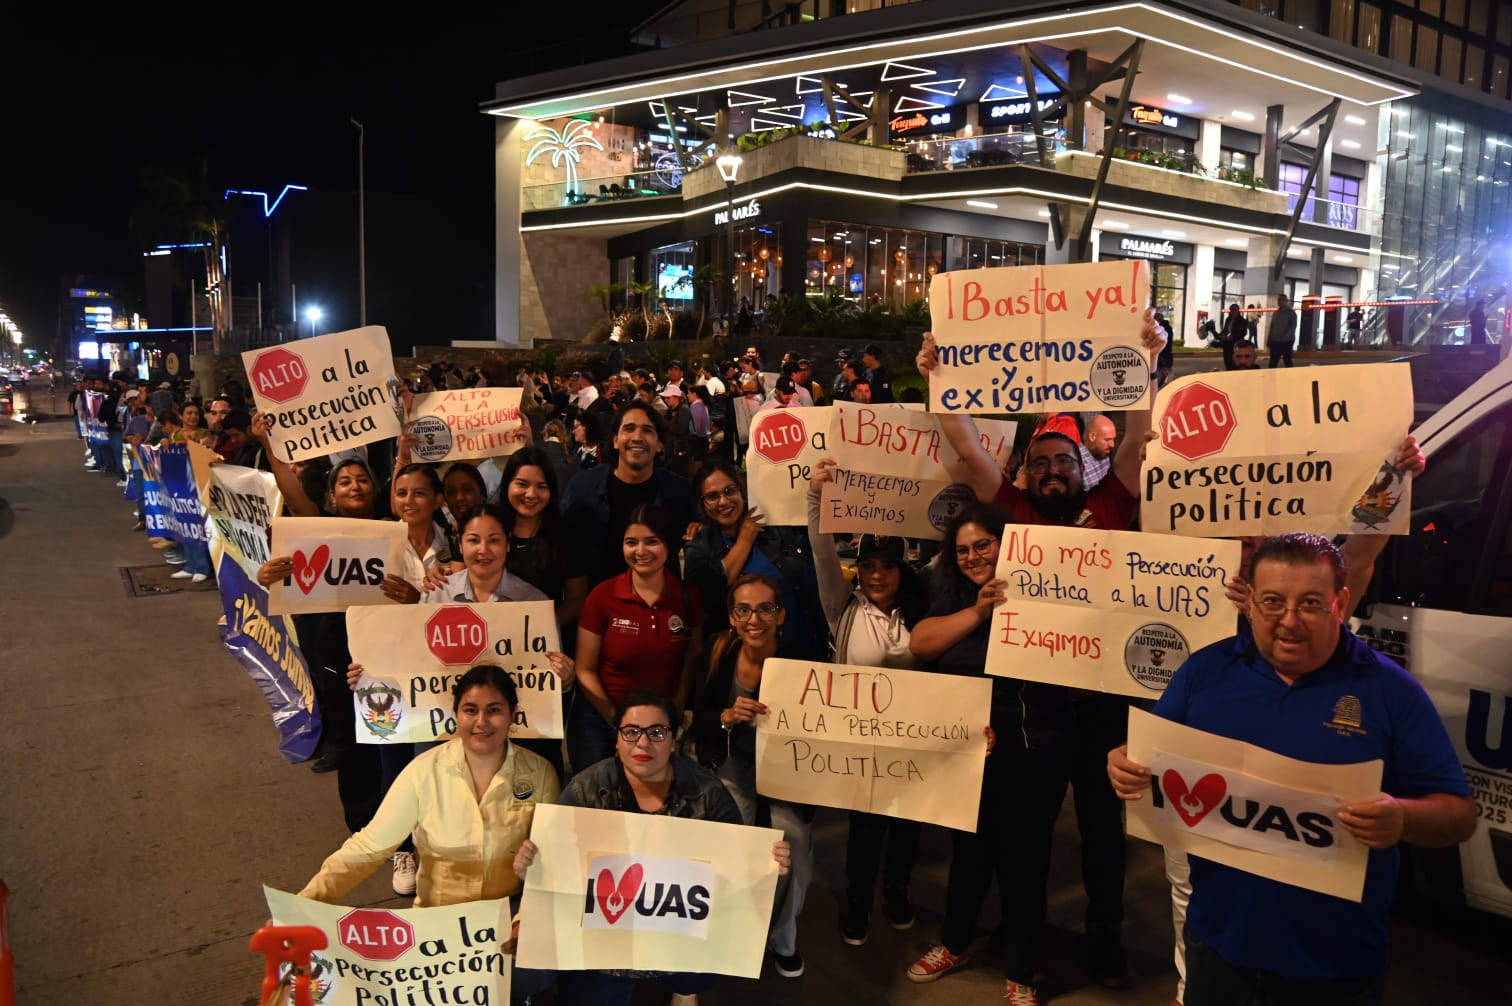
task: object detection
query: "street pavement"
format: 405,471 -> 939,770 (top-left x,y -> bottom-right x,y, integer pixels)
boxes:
0,381 -> 1507,1005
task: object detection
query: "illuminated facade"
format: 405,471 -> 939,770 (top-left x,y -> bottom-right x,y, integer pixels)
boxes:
486,0 -> 1511,348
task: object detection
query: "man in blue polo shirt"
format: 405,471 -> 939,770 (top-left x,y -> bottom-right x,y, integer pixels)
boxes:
1108,533 -> 1474,1005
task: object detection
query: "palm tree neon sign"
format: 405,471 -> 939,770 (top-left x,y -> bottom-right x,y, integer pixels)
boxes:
524,120 -> 604,193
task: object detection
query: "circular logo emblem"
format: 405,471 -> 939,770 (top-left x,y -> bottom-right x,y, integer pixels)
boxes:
165,352 -> 181,376
1089,346 -> 1150,407
1124,622 -> 1189,691
408,416 -> 454,461
927,483 -> 976,533
668,614 -> 687,635
513,779 -> 535,800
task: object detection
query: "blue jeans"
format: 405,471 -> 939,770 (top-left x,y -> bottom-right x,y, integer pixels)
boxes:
535,970 -> 714,1005
1185,928 -> 1384,1006
184,541 -> 213,577
107,432 -> 125,474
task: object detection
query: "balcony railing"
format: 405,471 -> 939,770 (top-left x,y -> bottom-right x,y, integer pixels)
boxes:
902,131 -> 1061,173
523,172 -> 680,212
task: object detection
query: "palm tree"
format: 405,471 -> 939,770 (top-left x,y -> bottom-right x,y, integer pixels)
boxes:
674,264 -> 722,337
629,279 -> 657,332
524,119 -> 604,199
130,159 -> 231,351
583,282 -> 625,315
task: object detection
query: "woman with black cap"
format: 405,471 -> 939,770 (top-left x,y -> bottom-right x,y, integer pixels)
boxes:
808,458 -> 929,946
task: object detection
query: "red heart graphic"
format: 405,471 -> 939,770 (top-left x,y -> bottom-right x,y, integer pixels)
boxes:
595,864 -> 643,925
1161,770 -> 1227,828
291,545 -> 330,595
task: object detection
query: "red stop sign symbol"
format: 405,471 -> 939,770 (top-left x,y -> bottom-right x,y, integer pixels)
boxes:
249,346 -> 310,405
1160,382 -> 1237,460
338,907 -> 414,962
426,605 -> 490,665
752,410 -> 808,465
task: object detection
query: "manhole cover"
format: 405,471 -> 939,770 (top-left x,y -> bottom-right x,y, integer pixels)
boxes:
120,564 -> 218,598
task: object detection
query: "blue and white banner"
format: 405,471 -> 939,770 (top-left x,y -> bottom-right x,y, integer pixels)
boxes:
158,444 -> 209,544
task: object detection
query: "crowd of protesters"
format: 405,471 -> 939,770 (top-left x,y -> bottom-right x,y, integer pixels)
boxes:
70,327 -> 1472,1006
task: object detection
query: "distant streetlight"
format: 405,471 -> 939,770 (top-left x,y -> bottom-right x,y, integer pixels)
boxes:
715,150 -> 744,325
352,117 -> 367,328
305,306 -> 324,338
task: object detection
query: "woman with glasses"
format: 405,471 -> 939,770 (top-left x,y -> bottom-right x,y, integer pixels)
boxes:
903,502 -> 1072,1006
571,504 -> 703,773
807,459 -> 930,945
513,690 -> 791,1005
682,459 -> 825,656
689,573 -> 815,980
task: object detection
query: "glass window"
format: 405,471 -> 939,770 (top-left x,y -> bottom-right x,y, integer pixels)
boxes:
1358,3 -> 1383,51
1286,0 -> 1323,31
1494,54 -> 1511,100
1415,26 -> 1439,74
1499,8 -> 1512,44
1443,0 -> 1466,26
1468,0 -> 1489,33
805,221 -> 953,308
1278,162 -> 1319,219
1327,174 -> 1362,228
1391,14 -> 1414,63
650,241 -> 696,308
734,224 -> 782,308
1330,0 -> 1356,42
1441,35 -> 1463,83
1418,0 -> 1441,18
1465,44 -> 1485,90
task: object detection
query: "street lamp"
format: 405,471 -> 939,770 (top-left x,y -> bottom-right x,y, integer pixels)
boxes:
716,149 -> 744,327
305,306 -> 324,338
351,117 -> 367,327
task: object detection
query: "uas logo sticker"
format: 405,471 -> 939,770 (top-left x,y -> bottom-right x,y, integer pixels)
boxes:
581,854 -> 716,938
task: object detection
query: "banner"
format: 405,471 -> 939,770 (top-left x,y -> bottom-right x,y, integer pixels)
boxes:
346,602 -> 563,742
243,326 -> 401,464
516,805 -> 781,978
755,659 -> 992,830
982,525 -> 1242,697
218,552 -> 321,763
206,464 -> 281,577
745,406 -> 831,526
264,888 -> 511,1006
407,387 -> 527,462
133,446 -> 173,540
818,403 -> 1018,539
1126,708 -> 1381,901
157,444 -> 209,545
267,517 -> 408,615
1142,364 -> 1414,536
84,390 -> 108,445
928,259 -> 1155,413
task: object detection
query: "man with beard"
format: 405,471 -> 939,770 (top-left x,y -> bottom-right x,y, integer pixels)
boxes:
562,402 -> 694,586
915,316 -> 1165,987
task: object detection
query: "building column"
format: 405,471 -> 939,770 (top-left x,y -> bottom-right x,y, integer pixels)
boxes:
1242,234 -> 1285,306
1191,243 -> 1215,343
495,117 -> 525,345
1043,206 -> 1096,264
1303,246 -> 1326,350
1262,104 -> 1283,186
1196,117 -> 1221,175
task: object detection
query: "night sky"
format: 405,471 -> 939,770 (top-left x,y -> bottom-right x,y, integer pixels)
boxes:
1,13 -> 665,357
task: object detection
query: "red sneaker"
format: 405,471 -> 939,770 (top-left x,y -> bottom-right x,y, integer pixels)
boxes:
906,944 -> 969,983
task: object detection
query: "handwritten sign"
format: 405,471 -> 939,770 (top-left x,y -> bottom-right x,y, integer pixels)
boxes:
264,887 -> 511,1005
206,465 -> 280,577
1142,364 -> 1413,536
267,517 -> 407,615
1125,709 -> 1381,901
745,406 -> 831,526
407,387 -> 527,462
244,326 -> 400,464
818,403 -> 1018,538
983,526 -> 1240,697
516,805 -> 781,978
346,602 -> 563,742
755,659 -> 991,830
928,260 -> 1154,413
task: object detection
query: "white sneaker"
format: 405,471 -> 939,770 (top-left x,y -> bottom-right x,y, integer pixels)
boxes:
392,851 -> 418,896
191,573 -> 209,583
171,570 -> 194,579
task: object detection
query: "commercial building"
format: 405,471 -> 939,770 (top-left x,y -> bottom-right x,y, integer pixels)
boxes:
485,0 -> 1511,349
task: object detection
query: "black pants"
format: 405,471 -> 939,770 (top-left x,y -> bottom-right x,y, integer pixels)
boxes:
1269,342 -> 1293,367
1185,929 -> 1384,1006
845,810 -> 921,912
1071,694 -> 1129,930
941,743 -> 1070,983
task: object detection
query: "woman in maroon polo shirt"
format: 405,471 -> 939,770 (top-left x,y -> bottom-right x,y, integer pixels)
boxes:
569,504 -> 702,772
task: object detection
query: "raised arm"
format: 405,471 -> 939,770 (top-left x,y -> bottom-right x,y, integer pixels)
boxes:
251,412 -> 321,516
916,333 -> 1004,503
1111,310 -> 1167,496
806,460 -> 852,631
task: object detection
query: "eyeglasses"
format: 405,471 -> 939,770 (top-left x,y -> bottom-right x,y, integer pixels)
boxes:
701,484 -> 742,506
953,536 -> 999,559
1251,597 -> 1333,621
617,724 -> 673,743
1025,454 -> 1080,474
730,602 -> 783,622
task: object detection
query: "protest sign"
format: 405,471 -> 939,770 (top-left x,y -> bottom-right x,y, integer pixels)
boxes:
346,602 -> 563,742
84,390 -> 108,445
243,326 -> 400,464
982,525 -> 1241,697
206,464 -> 280,577
755,659 -> 991,830
407,387 -> 527,462
265,887 -> 511,1006
1142,364 -> 1414,537
267,517 -> 407,616
132,446 -> 172,540
817,403 -> 1018,538
928,259 -> 1154,413
745,406 -> 831,526
1125,708 -> 1381,901
219,552 -> 320,762
156,444 -> 209,545
516,804 -> 781,977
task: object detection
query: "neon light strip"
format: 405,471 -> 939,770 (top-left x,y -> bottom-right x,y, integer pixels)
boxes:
223,185 -> 309,217
486,2 -> 1413,120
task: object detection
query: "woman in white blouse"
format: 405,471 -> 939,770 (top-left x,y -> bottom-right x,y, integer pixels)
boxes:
808,459 -> 930,946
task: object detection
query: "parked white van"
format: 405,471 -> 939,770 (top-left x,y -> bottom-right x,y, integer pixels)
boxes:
1353,354 -> 1512,919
